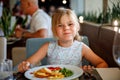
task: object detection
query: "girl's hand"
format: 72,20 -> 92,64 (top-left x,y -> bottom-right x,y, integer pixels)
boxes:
18,61 -> 30,73
82,65 -> 94,71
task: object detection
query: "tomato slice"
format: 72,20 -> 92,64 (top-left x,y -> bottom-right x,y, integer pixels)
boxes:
55,67 -> 61,70
47,67 -> 61,71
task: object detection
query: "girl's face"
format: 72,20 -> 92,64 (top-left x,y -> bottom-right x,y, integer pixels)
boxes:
55,14 -> 78,41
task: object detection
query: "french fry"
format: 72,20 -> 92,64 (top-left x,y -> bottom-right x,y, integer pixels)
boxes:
33,67 -> 65,79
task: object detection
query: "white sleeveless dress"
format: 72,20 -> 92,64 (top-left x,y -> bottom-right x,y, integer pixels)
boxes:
47,40 -> 83,67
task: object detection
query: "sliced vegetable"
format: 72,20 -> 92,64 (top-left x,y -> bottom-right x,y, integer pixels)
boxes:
59,67 -> 73,77
47,67 -> 61,71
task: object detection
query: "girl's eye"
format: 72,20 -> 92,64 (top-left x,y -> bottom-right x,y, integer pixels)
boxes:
68,23 -> 74,26
57,24 -> 63,27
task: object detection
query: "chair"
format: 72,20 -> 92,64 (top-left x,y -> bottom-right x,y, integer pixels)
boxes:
12,47 -> 26,67
81,36 -> 90,65
26,38 -> 55,65
26,36 -> 89,66
81,36 -> 89,46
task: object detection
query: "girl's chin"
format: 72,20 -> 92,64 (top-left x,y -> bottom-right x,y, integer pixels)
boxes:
60,38 -> 73,41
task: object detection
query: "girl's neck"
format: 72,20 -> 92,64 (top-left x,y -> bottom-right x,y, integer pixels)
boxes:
58,40 -> 74,47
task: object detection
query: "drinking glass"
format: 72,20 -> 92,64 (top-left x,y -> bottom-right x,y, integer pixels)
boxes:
113,27 -> 120,67
0,59 -> 13,80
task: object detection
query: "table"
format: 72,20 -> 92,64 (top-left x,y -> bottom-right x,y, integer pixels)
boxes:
96,68 -> 120,80
12,68 -> 120,80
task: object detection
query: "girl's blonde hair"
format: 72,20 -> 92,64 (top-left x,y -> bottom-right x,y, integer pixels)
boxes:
52,8 -> 81,41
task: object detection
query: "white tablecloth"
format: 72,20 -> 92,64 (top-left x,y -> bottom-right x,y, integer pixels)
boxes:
96,68 -> 120,80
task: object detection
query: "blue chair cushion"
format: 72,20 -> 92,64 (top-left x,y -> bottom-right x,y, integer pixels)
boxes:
26,38 -> 55,65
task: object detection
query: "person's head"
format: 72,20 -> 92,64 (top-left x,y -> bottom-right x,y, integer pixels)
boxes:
20,0 -> 38,15
49,5 -> 56,16
12,1 -> 21,16
52,8 -> 81,41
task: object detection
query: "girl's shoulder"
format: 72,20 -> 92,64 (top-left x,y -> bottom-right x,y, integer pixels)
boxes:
75,40 -> 89,46
74,40 -> 83,45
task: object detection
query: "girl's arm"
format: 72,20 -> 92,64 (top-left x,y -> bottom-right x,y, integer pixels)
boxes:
82,43 -> 108,68
18,42 -> 49,72
26,42 -> 49,64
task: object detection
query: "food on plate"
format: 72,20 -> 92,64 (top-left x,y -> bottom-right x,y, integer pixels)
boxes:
33,66 -> 73,79
59,67 -> 73,77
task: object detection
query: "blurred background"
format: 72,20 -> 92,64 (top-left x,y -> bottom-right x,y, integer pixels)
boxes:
0,0 -> 119,24
0,0 -> 120,67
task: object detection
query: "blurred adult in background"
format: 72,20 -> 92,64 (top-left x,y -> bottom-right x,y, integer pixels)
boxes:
12,1 -> 30,29
12,1 -> 22,21
15,0 -> 53,39
48,5 -> 56,16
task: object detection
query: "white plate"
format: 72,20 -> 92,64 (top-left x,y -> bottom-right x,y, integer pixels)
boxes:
7,37 -> 21,45
24,65 -> 83,80
7,37 -> 17,41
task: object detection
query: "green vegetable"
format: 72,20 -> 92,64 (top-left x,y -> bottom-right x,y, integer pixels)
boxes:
59,67 -> 73,77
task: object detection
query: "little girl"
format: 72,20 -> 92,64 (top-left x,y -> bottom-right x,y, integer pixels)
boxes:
18,8 -> 108,72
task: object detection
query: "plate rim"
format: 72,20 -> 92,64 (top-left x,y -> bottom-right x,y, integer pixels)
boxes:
24,64 -> 83,80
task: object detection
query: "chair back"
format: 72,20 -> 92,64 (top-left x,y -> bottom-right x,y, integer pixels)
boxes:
26,38 -> 55,65
26,36 -> 89,65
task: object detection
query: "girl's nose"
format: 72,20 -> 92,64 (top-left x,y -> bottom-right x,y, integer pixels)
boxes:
63,25 -> 70,30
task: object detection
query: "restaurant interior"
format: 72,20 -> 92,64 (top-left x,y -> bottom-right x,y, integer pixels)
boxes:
0,0 -> 120,80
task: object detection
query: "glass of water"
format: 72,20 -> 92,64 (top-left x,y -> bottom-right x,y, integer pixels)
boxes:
0,59 -> 13,80
113,27 -> 120,67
